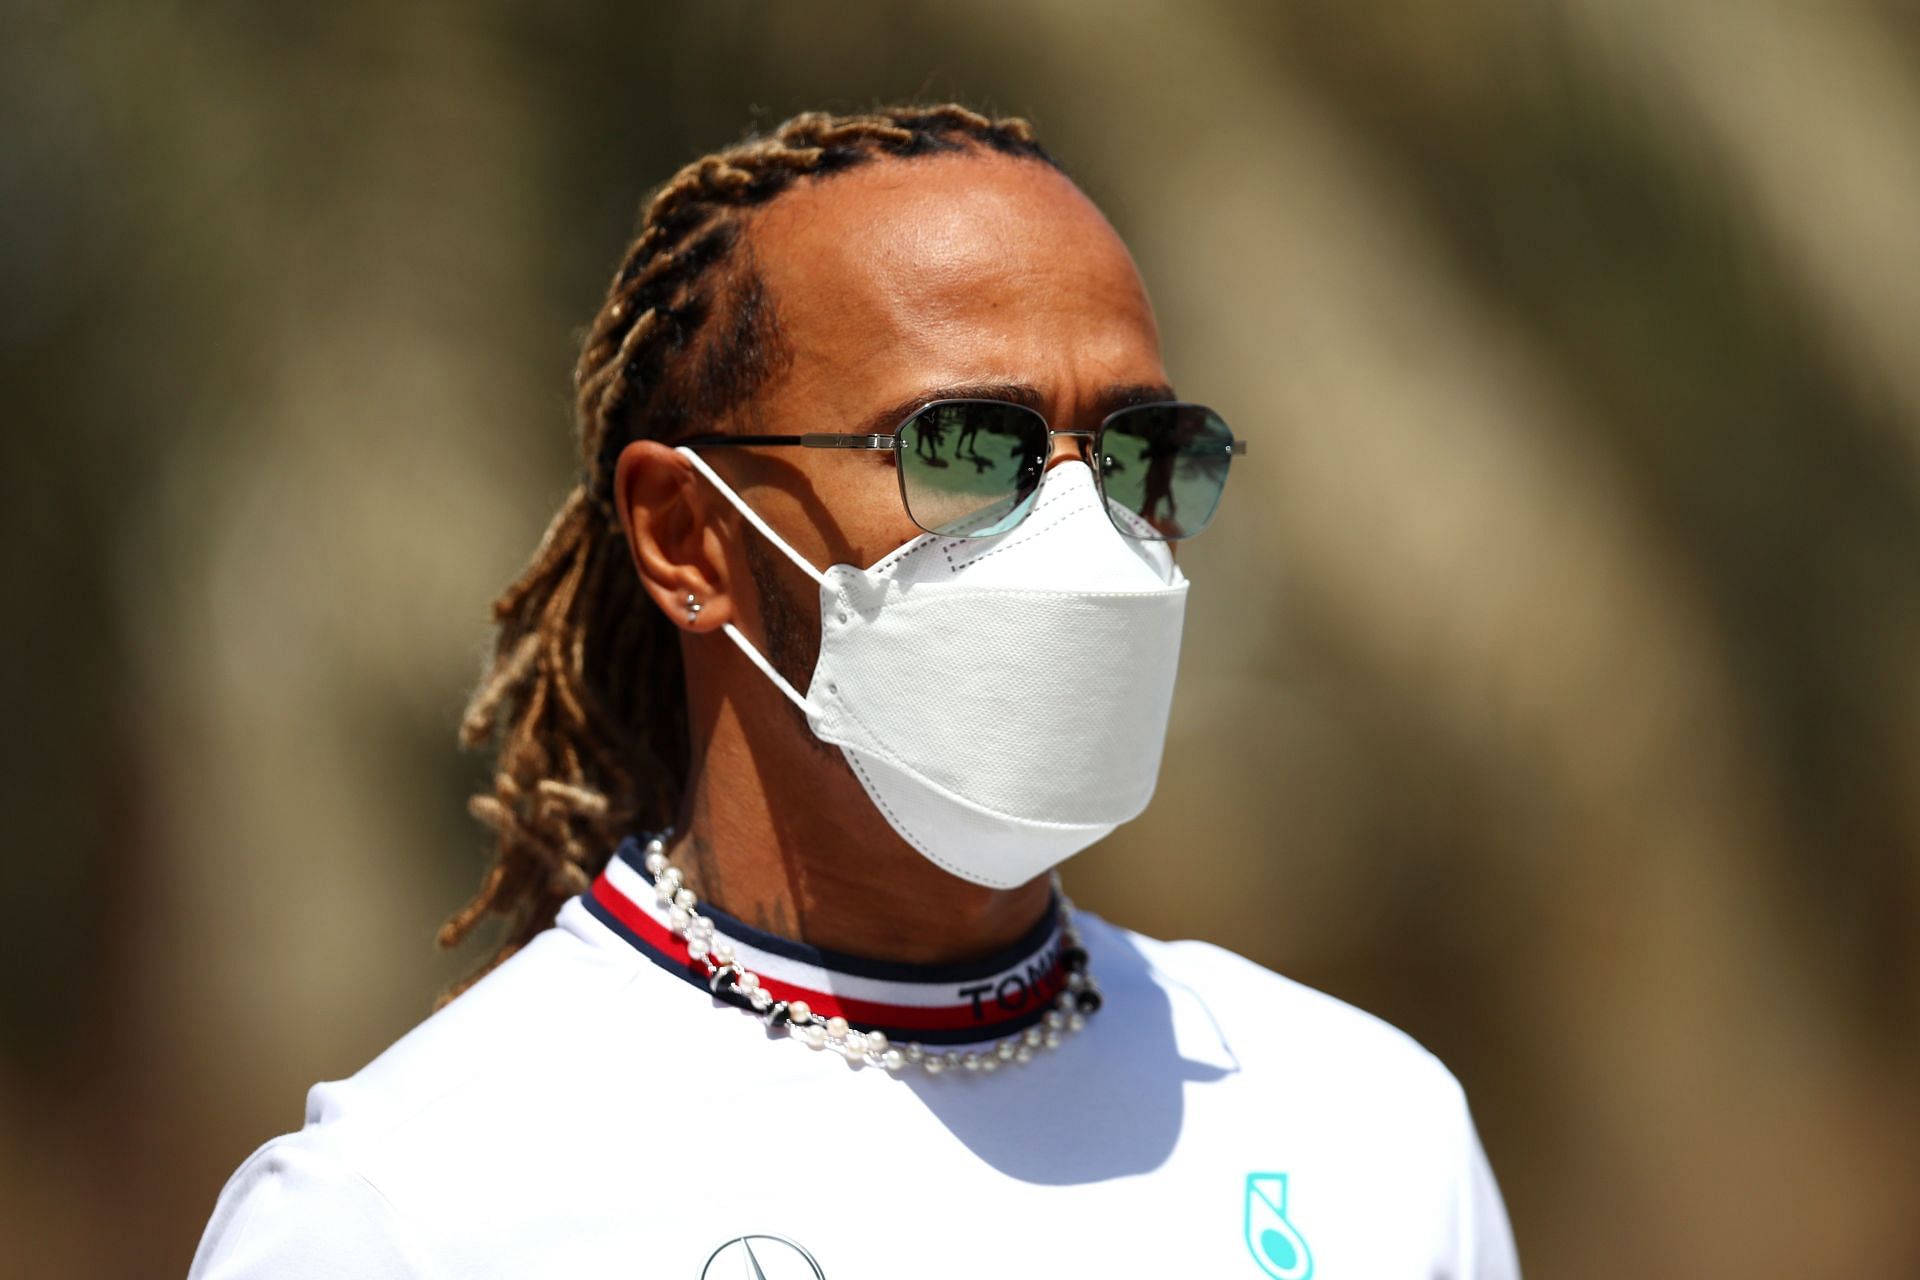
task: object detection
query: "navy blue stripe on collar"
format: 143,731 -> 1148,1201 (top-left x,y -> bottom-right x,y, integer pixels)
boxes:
580,887 -> 1057,1047
610,832 -> 1063,985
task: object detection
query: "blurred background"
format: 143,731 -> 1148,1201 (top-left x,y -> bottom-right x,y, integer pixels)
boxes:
4,0 -> 1918,1275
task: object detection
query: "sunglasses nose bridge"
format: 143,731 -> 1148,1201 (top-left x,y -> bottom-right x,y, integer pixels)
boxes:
1043,428 -> 1099,472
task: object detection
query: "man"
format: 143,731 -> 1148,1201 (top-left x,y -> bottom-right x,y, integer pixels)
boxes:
189,104 -> 1519,1278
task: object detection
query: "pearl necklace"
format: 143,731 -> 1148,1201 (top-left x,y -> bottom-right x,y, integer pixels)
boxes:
637,833 -> 1102,1074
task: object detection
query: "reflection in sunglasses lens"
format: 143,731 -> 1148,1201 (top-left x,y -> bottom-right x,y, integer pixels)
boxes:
1096,405 -> 1234,540
899,402 -> 1047,537
895,400 -> 1236,540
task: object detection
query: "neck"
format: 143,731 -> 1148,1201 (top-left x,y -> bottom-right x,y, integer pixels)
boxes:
666,676 -> 1054,968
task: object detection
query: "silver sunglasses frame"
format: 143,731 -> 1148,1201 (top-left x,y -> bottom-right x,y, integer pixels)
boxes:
676,397 -> 1247,541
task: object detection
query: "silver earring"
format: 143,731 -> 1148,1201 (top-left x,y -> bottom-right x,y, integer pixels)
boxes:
685,592 -> 703,625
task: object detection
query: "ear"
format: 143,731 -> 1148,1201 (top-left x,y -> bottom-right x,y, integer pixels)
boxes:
613,439 -> 736,633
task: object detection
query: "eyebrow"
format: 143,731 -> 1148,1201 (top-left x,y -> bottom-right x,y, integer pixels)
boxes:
851,380 -> 1180,437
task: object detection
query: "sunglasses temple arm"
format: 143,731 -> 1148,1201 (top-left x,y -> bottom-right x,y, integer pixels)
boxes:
674,434 -> 804,447
671,433 -> 892,450
800,433 -> 894,450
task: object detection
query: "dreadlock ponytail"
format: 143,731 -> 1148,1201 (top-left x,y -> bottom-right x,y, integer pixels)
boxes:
439,104 -> 1058,997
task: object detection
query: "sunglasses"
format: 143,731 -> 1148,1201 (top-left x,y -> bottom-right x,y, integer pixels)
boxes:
677,398 -> 1246,541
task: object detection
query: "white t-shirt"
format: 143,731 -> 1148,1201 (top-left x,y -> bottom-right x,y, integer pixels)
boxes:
189,836 -> 1519,1279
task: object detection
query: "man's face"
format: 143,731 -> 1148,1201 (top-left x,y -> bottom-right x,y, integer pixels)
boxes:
710,151 -> 1173,583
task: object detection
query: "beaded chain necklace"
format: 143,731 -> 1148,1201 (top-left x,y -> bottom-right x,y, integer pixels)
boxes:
634,832 -> 1103,1074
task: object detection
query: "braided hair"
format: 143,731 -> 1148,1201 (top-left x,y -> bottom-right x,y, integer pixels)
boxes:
440,105 -> 1059,995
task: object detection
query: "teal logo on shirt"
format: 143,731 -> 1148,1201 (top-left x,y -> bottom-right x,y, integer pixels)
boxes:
1244,1173 -> 1313,1279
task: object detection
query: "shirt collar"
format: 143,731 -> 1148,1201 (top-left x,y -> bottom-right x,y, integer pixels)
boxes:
582,833 -> 1071,1046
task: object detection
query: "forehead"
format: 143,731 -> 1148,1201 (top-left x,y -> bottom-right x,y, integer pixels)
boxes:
739,150 -> 1163,420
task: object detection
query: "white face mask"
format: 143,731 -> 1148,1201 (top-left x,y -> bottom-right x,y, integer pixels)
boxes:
677,448 -> 1190,889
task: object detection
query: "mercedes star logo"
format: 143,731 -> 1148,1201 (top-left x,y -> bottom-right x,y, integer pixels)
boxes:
699,1233 -> 827,1279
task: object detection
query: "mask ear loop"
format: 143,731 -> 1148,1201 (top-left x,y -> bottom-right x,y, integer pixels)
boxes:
674,446 -> 826,718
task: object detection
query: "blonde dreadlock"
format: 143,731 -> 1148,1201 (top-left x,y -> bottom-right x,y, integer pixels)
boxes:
440,104 -> 1057,996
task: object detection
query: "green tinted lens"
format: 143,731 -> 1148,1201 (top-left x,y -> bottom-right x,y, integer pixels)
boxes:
1097,404 -> 1236,540
897,401 -> 1047,537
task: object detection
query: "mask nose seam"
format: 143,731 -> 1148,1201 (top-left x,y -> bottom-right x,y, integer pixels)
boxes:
867,464 -> 1099,581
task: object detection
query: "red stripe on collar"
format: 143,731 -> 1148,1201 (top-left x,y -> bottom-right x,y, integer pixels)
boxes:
585,860 -> 1069,1041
